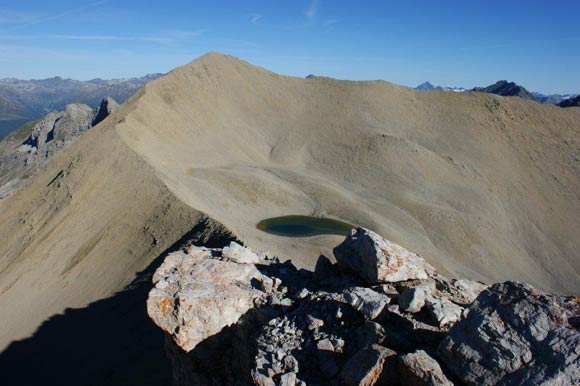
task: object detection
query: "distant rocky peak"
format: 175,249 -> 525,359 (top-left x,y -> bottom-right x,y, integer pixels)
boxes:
416,81 -> 435,90
92,96 -> 119,126
472,80 -> 537,101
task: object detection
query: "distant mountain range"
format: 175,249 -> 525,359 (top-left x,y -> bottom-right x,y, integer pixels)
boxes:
472,80 -> 536,101
0,74 -> 162,139
416,80 -> 578,106
557,95 -> 580,108
416,82 -> 466,93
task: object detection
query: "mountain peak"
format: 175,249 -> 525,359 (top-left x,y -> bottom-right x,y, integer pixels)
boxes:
416,81 -> 435,90
473,80 -> 537,101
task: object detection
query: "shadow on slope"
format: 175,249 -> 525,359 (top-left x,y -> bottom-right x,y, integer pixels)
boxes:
0,220 -> 239,386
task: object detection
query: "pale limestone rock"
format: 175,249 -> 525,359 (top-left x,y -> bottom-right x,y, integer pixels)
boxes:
334,227 -> 435,283
450,279 -> 488,304
425,296 -> 464,329
147,246 -> 268,352
343,286 -> 390,320
398,283 -> 435,313
222,241 -> 261,264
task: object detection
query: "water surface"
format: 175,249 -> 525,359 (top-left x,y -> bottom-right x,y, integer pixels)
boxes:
256,215 -> 354,237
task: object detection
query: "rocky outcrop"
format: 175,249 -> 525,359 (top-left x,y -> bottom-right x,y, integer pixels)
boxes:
147,228 -> 579,386
0,97 -> 118,199
438,282 -> 580,386
92,96 -> 119,126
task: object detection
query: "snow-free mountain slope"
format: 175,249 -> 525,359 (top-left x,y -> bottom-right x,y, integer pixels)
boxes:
0,52 -> 579,352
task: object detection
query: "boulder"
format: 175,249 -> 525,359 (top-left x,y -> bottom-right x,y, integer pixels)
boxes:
334,227 -> 434,284
339,344 -> 397,386
398,350 -> 454,386
438,281 -> 580,386
398,284 -> 434,313
147,246 -> 270,352
222,241 -> 261,264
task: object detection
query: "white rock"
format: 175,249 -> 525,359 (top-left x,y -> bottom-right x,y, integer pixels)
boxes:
344,287 -> 390,320
147,247 -> 268,352
222,241 -> 261,264
398,284 -> 433,313
334,227 -> 435,283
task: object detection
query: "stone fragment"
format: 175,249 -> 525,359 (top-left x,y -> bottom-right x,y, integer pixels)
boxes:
222,241 -> 261,264
280,372 -> 297,386
398,284 -> 433,313
438,282 -> 580,386
339,344 -> 397,386
450,279 -> 488,304
334,227 -> 434,283
398,350 -> 453,386
344,287 -> 390,319
305,314 -> 324,330
252,370 -> 276,386
425,297 -> 464,329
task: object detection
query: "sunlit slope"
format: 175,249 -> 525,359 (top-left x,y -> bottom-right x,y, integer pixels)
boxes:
0,101 -> 219,349
118,53 -> 580,292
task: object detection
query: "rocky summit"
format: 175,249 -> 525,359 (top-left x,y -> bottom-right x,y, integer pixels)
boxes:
147,227 -> 580,386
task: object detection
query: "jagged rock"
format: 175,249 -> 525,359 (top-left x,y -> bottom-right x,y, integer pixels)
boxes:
92,96 -> 119,125
425,297 -> 464,329
305,314 -> 324,330
398,283 -> 434,313
339,344 -> 397,386
438,282 -> 580,386
449,279 -> 488,304
398,350 -> 454,386
147,246 -> 270,352
280,372 -> 297,386
356,321 -> 386,348
147,232 -> 580,386
343,286 -> 390,319
334,227 -> 434,284
222,241 -> 261,264
252,370 -> 276,386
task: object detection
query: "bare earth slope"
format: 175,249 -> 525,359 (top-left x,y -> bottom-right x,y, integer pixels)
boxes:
0,52 -> 579,349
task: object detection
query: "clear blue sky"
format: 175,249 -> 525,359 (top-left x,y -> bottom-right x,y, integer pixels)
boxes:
0,0 -> 578,94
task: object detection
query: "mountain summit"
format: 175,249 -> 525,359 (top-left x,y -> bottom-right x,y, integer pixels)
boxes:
472,80 -> 537,100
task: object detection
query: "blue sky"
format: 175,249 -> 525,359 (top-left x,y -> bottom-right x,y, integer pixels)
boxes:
0,0 -> 578,94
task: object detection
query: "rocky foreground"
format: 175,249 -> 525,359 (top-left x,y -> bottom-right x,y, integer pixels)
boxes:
147,227 -> 579,386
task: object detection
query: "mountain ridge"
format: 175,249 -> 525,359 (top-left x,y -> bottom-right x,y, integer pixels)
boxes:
0,52 -> 579,355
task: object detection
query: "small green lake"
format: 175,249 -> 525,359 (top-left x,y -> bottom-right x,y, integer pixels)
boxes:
256,215 -> 355,237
